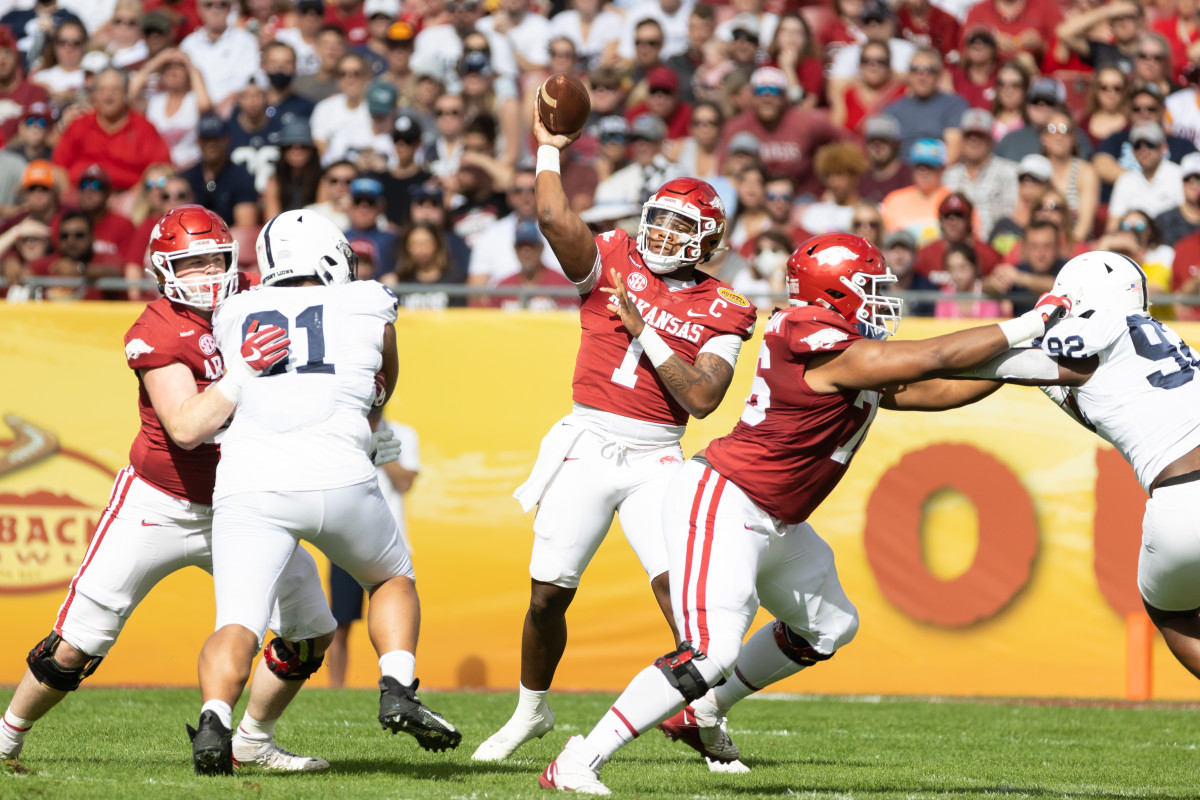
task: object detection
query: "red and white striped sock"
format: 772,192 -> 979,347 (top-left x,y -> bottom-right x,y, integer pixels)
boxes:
583,665 -> 684,761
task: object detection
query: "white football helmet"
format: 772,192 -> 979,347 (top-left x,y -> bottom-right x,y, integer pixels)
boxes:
256,210 -> 358,287
1051,251 -> 1149,317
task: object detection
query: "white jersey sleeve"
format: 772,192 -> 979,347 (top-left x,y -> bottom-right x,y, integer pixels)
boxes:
1047,311 -> 1200,492
213,281 -> 398,501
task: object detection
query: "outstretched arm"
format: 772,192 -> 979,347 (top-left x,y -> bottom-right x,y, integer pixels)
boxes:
604,267 -> 736,419
880,378 -> 1004,411
531,105 -> 598,284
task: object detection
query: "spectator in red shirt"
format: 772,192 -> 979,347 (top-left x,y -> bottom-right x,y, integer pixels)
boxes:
717,66 -> 850,198
948,28 -> 1001,111
75,165 -> 139,266
914,191 -> 1002,282
624,65 -> 691,143
327,0 -> 370,46
765,12 -> 823,108
27,211 -> 126,301
963,0 -> 1062,63
896,0 -> 960,63
52,68 -> 172,193
484,219 -> 579,311
0,25 -> 49,144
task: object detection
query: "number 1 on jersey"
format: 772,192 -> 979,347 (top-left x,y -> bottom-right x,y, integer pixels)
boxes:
611,339 -> 645,388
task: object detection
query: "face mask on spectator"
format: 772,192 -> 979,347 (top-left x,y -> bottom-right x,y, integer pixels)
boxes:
267,71 -> 293,90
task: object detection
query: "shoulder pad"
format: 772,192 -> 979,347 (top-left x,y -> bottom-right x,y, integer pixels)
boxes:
1040,312 -> 1126,359
124,301 -> 184,370
594,227 -> 632,258
775,305 -> 860,354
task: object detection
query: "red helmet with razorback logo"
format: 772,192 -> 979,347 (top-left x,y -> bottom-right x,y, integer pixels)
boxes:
636,177 -> 726,274
148,205 -> 239,310
786,233 -> 902,339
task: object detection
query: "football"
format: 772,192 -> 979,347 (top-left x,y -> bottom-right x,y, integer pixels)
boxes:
538,72 -> 591,136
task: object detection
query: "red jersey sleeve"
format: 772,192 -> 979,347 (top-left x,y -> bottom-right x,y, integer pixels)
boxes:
124,302 -> 187,371
782,306 -> 861,360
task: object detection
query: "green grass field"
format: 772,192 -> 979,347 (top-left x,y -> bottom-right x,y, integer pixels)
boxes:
3,688 -> 1200,799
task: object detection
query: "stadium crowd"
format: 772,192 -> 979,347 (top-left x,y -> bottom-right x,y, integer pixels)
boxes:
2,0 -> 1200,317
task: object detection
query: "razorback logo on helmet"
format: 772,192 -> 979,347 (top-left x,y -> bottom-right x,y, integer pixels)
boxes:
815,246 -> 862,267
125,339 -> 154,360
803,327 -> 850,350
626,272 -> 648,292
717,287 -> 749,308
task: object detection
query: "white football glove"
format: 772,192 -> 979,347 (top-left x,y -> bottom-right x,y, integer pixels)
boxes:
368,428 -> 401,466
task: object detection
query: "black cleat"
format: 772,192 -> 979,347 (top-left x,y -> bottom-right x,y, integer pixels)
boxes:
378,677 -> 462,752
187,710 -> 233,776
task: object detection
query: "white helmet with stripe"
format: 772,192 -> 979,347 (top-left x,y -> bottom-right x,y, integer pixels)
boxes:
256,210 -> 358,287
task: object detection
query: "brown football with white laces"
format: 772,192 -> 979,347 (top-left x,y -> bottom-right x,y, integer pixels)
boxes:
537,72 -> 591,136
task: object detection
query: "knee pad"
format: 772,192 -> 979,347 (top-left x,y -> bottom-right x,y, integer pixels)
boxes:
773,620 -> 834,667
26,631 -> 103,692
654,642 -> 711,703
264,636 -> 325,681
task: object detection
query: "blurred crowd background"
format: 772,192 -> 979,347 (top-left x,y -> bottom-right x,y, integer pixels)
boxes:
1,0 -> 1199,318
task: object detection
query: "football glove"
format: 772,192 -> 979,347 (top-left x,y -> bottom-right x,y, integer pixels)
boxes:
368,428 -> 401,466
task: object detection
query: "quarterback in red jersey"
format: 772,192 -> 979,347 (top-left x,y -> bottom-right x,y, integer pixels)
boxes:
473,110 -> 759,763
538,233 -> 1073,793
0,206 -> 335,774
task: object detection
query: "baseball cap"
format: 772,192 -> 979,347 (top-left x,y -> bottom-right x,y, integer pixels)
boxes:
598,115 -> 629,140
392,112 -> 422,143
960,108 -> 994,136
366,80 -> 398,115
461,49 -> 492,76
514,219 -> 543,245
409,183 -> 444,204
1017,153 -> 1053,182
22,160 -> 55,190
630,113 -> 667,142
864,114 -> 900,141
883,230 -> 916,251
78,164 -> 111,190
81,51 -> 111,75
939,192 -> 972,217
910,138 -> 947,168
729,13 -> 760,39
24,101 -> 51,123
646,65 -> 679,92
364,0 -> 400,17
1027,77 -> 1065,105
296,0 -> 325,12
750,66 -> 788,91
386,20 -> 416,44
964,26 -> 996,46
142,10 -> 172,35
275,118 -> 314,147
727,131 -> 761,156
862,0 -> 893,23
1129,119 -> 1166,146
0,25 -> 15,51
1182,152 -> 1200,179
197,113 -> 229,139
350,177 -> 384,200
412,52 -> 445,82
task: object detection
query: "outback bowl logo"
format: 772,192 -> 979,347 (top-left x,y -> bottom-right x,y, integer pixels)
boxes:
198,333 -> 217,356
0,415 -> 116,594
717,287 -> 750,308
626,272 -> 648,292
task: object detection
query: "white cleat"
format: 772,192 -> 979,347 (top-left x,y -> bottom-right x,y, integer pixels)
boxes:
706,756 -> 750,773
472,706 -> 555,761
538,735 -> 610,795
232,733 -> 330,772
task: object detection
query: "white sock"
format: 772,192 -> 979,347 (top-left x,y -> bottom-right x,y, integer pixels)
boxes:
378,650 -> 416,686
583,665 -> 683,762
201,700 -> 233,730
711,623 -> 808,715
1,711 -> 32,740
237,713 -> 276,741
513,683 -> 549,721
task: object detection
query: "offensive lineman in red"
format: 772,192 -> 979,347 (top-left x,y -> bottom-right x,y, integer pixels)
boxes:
538,233 -> 1073,794
0,206 -> 335,774
473,109 -> 759,761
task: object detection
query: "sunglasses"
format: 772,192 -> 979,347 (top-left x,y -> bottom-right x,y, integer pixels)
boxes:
550,49 -> 574,58
114,16 -> 139,26
59,230 -> 89,240
352,196 -> 379,206
200,0 -> 231,8
1137,51 -> 1166,61
910,64 -> 939,75
339,70 -> 365,78
1028,97 -> 1055,107
766,191 -> 793,202
1120,220 -> 1149,233
593,84 -> 619,91
56,38 -> 84,47
860,57 -> 889,67
1133,139 -> 1160,150
24,116 -> 48,127
79,179 -> 106,191
412,196 -> 440,206
435,108 -> 462,116
160,190 -> 191,201
635,38 -> 662,47
649,86 -> 673,95
997,80 -> 1024,89
145,175 -> 169,189
600,134 -> 627,144
325,175 -> 355,184
1132,104 -> 1159,113
1045,123 -> 1070,134
754,85 -> 784,96
631,134 -> 659,143
509,186 -> 534,194
941,210 -> 967,219
852,219 -> 881,229
451,0 -> 480,10
692,118 -> 719,127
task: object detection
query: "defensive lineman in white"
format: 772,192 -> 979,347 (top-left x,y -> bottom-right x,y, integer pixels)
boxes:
965,251 -> 1200,693
189,211 -> 460,776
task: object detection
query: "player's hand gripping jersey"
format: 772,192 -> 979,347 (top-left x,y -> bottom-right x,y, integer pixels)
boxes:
123,274 -> 257,504
706,305 -> 878,525
1041,310 -> 1200,493
211,280 -> 399,499
572,229 -> 758,426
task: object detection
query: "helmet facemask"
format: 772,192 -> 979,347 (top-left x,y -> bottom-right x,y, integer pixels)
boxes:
151,241 -> 239,310
636,204 -> 716,274
851,270 -> 903,339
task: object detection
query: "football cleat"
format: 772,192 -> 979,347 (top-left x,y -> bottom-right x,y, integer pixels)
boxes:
659,705 -> 743,765
232,732 -> 330,772
0,733 -> 23,762
187,710 -> 233,776
378,676 -> 462,752
472,706 -> 555,762
538,735 -> 611,795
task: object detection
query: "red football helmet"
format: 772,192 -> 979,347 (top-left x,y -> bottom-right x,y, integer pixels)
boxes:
636,178 -> 726,274
786,233 -> 902,339
148,205 -> 239,309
